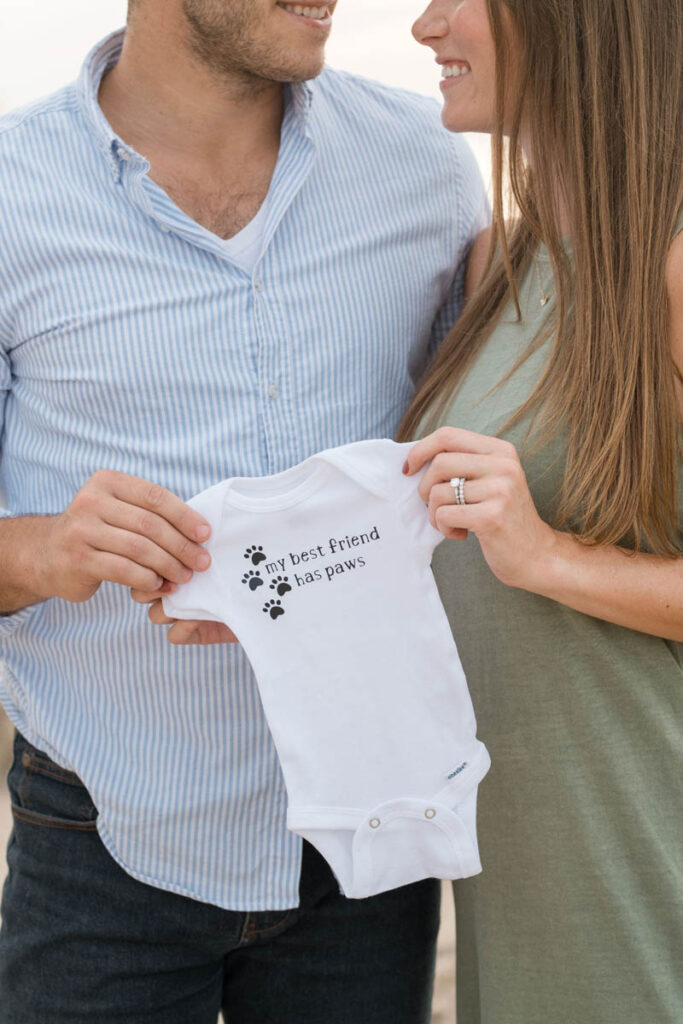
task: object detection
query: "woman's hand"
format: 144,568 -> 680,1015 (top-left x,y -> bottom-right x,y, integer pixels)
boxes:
130,582 -> 238,645
404,427 -> 557,591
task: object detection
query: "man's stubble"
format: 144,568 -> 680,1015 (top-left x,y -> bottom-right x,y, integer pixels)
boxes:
181,0 -> 325,87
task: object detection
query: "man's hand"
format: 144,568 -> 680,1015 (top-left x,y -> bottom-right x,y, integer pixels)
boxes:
130,585 -> 239,645
35,470 -> 212,604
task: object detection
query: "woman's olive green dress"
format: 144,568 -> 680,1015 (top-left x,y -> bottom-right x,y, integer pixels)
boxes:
430,229 -> 683,1024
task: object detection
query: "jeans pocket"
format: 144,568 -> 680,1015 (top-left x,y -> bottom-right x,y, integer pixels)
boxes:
8,733 -> 98,831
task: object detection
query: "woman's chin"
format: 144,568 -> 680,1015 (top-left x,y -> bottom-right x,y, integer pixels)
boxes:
441,110 -> 474,133
440,108 -> 494,136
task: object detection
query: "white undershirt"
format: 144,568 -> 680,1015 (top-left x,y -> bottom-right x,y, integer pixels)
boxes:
219,198 -> 269,274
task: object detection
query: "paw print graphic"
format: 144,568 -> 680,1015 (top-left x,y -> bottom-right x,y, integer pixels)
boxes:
242,570 -> 263,592
263,599 -> 285,621
269,575 -> 292,596
244,545 -> 266,566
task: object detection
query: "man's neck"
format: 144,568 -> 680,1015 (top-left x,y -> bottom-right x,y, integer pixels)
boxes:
98,14 -> 284,177
97,13 -> 287,239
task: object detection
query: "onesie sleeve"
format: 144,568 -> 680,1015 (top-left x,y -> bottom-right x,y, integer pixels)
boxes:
378,442 -> 445,556
395,467 -> 445,557
314,439 -> 443,556
162,484 -> 230,625
340,440 -> 445,556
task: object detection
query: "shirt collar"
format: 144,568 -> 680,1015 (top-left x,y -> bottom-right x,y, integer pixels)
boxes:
76,29 -> 315,182
77,29 -> 136,182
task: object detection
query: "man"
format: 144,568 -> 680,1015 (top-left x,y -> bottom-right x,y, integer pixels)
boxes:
0,1 -> 486,1020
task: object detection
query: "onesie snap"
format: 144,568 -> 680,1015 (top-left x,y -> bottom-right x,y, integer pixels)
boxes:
164,439 -> 490,898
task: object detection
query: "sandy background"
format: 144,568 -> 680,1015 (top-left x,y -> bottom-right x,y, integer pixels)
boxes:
0,706 -> 456,1022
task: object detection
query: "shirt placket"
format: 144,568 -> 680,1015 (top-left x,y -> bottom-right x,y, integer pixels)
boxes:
116,91 -> 316,480
251,268 -> 293,475
249,92 -> 316,476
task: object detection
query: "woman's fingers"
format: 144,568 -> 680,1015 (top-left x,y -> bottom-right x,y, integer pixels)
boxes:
405,427 -> 514,476
427,480 -> 485,527
418,453 -> 516,503
407,431 -> 553,591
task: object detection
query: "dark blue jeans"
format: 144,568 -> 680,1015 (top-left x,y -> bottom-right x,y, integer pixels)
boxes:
0,732 -> 441,1023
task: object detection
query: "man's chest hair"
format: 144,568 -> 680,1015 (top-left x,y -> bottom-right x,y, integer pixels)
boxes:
151,167 -> 272,239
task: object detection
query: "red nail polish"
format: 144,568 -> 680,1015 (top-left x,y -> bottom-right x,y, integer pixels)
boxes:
402,460 -> 409,475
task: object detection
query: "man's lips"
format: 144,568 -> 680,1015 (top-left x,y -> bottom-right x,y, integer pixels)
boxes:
276,3 -> 336,25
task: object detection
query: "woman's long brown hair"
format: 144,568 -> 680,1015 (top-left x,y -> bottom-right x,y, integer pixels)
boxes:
398,0 -> 683,554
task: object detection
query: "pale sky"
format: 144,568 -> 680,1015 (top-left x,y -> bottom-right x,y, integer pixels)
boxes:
0,0 -> 491,182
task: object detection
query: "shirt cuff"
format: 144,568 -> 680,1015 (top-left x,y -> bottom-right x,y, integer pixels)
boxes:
0,509 -> 41,638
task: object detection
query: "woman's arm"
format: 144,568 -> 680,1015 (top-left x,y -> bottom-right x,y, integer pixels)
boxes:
404,233 -> 683,642
667,231 -> 683,408
525,529 -> 682,640
404,427 -> 683,641
542,233 -> 683,635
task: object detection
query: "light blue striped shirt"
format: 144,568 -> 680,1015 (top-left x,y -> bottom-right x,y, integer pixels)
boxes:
0,31 -> 487,910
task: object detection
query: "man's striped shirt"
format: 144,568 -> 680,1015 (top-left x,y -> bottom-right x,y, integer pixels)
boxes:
0,30 -> 487,909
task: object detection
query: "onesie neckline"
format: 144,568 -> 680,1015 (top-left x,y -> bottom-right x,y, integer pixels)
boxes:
222,459 -> 334,512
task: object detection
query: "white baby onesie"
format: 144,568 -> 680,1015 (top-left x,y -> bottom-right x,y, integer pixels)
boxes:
164,439 -> 490,899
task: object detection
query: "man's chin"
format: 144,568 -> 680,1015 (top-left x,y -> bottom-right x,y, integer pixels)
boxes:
266,56 -> 327,84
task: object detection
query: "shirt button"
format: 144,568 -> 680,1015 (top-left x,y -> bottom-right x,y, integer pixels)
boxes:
425,808 -> 437,820
253,278 -> 264,293
267,384 -> 280,401
369,817 -> 381,829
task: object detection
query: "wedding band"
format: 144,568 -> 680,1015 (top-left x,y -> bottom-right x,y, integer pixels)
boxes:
450,477 -> 467,506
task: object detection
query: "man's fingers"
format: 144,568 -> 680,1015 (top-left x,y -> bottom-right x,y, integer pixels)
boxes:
93,470 -> 211,542
167,620 -> 239,645
142,597 -> 238,644
147,599 -> 176,625
130,582 -> 176,605
103,501 -> 211,573
90,553 -> 164,592
90,522 -> 200,585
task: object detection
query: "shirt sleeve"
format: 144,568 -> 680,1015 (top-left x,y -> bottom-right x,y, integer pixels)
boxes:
162,484 -> 230,624
0,322 -> 13,518
424,134 -> 491,366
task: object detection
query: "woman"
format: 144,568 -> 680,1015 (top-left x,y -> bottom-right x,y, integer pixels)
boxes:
400,0 -> 683,1020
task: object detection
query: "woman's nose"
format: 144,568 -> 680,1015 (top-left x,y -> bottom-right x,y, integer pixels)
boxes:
412,2 -> 450,46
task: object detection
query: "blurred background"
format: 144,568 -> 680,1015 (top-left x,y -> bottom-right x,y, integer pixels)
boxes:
0,0 -> 492,178
0,2 -> 493,1019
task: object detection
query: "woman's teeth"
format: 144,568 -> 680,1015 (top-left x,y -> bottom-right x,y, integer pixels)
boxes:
279,4 -> 330,19
441,64 -> 471,79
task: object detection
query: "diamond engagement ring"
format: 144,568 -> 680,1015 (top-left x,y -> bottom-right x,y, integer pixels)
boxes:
450,477 -> 467,506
